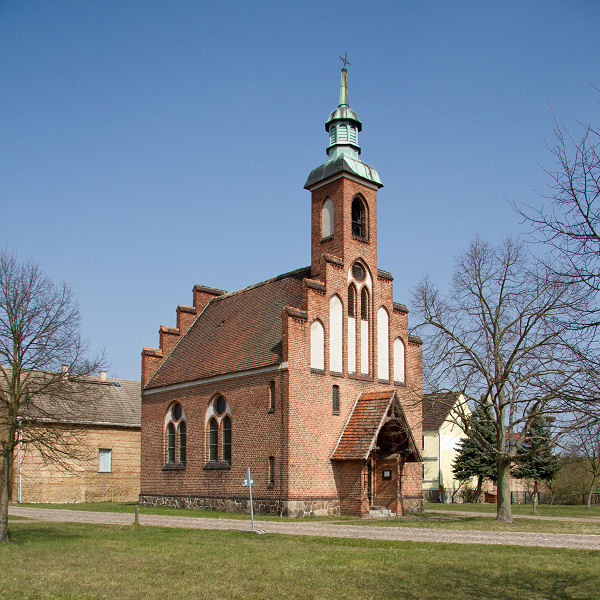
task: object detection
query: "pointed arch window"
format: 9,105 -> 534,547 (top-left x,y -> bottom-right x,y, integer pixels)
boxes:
164,402 -> 186,467
352,198 -> 366,239
179,421 -> 186,463
205,395 -> 232,468
361,287 -> 369,321
348,284 -> 356,318
167,423 -> 175,463
222,416 -> 231,464
209,418 -> 218,462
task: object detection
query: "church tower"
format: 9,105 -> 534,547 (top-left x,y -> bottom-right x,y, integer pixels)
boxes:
305,65 -> 383,280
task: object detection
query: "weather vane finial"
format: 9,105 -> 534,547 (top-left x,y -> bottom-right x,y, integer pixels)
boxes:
339,52 -> 351,69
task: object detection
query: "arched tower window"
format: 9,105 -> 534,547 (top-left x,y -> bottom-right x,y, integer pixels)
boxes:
352,197 -> 366,238
348,284 -> 356,318
321,198 -> 334,238
310,319 -> 325,370
359,287 -> 369,375
360,287 -> 369,321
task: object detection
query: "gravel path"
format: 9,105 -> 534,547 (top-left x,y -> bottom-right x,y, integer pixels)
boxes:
9,506 -> 600,550
426,509 -> 600,523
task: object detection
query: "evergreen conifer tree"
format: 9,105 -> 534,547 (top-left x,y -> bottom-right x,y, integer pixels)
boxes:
512,416 -> 560,510
452,404 -> 496,502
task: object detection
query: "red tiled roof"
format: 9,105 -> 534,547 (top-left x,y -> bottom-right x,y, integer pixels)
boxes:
146,267 -> 309,389
331,390 -> 395,460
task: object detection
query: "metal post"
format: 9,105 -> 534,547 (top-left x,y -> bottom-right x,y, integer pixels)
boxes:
247,467 -> 255,532
134,505 -> 139,525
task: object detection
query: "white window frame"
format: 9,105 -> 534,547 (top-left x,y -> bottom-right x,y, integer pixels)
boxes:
98,448 -> 112,473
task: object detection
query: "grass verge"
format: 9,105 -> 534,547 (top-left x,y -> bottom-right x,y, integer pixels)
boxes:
424,502 -> 600,519
1,522 -> 598,600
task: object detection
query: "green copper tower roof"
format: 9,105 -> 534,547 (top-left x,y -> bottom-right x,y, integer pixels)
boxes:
305,66 -> 382,190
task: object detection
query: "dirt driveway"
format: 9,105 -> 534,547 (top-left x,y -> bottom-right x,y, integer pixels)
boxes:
9,506 -> 600,551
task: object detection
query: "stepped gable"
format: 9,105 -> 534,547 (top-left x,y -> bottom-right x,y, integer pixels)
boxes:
146,267 -> 310,389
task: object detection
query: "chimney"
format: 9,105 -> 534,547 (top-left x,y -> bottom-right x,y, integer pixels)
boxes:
61,364 -> 69,375
99,370 -> 107,382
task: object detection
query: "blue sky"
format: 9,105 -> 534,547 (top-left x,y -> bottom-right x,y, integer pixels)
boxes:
1,1 -> 599,380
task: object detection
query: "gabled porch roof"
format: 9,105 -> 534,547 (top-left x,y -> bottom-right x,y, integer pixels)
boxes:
331,390 -> 421,461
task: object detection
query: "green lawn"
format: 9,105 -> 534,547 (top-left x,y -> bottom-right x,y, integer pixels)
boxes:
424,501 -> 600,519
1,522 -> 598,600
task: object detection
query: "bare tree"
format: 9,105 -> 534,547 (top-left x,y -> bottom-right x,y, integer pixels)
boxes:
522,115 -> 600,296
0,251 -> 102,542
567,416 -> 600,509
412,237 -> 587,522
519,111 -> 600,421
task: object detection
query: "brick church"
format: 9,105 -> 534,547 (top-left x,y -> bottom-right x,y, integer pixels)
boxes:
140,66 -> 424,517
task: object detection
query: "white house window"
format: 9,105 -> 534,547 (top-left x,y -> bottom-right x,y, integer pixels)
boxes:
98,449 -> 112,473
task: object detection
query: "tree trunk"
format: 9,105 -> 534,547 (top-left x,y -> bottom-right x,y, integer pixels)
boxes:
0,451 -> 10,543
586,484 -> 594,510
474,475 -> 483,503
496,456 -> 513,523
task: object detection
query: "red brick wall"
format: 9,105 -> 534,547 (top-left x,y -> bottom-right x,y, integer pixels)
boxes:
140,173 -> 423,515
141,370 -> 289,502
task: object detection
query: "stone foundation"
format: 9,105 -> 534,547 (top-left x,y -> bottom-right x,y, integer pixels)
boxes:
402,496 -> 424,514
139,494 -> 341,517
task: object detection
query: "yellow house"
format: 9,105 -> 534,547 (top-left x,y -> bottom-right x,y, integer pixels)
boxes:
11,371 -> 141,504
422,393 -> 472,502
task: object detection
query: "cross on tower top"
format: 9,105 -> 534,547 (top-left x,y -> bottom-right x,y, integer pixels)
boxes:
339,52 -> 351,69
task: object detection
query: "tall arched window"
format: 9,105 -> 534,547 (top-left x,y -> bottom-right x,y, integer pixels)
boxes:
348,284 -> 357,374
222,416 -> 231,463
206,394 -> 232,467
348,284 -> 356,318
360,287 -> 370,375
209,418 -> 218,462
321,198 -> 334,238
352,197 -> 366,238
329,295 -> 343,373
361,287 -> 369,321
394,337 -> 406,383
179,421 -> 186,463
167,423 -> 175,463
165,402 -> 185,465
310,319 -> 325,370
